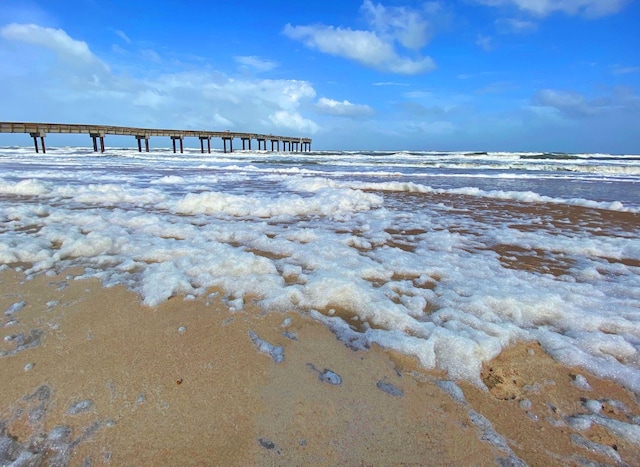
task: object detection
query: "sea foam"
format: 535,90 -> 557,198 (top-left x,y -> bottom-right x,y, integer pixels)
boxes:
1,147 -> 639,391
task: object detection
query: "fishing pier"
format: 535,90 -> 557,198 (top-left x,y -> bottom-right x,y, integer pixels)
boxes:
0,122 -> 312,154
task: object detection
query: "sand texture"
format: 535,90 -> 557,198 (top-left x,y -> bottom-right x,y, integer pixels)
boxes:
2,267 -> 640,466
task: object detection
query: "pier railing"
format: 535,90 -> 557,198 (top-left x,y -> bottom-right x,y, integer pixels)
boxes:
0,122 -> 312,154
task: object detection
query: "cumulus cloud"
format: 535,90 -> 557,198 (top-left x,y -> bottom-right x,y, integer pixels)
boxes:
534,89 -> 605,117
212,113 -> 235,128
1,23 -> 107,69
283,1 -> 437,75
234,55 -> 278,72
283,24 -> 435,74
361,0 -> 431,49
532,87 -> 639,118
474,0 -> 629,17
269,110 -> 319,134
316,98 -> 374,117
0,23 -> 319,136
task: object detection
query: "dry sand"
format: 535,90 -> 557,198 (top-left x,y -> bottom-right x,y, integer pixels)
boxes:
2,265 -> 639,466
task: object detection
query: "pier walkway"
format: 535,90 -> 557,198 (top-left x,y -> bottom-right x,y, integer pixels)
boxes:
0,122 -> 312,154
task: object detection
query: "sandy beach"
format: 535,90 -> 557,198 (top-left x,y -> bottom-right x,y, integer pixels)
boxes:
1,0 -> 639,458
2,146 -> 640,465
2,260 -> 640,465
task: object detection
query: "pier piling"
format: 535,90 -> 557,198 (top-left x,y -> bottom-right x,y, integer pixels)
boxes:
199,136 -> 211,154
90,132 -> 105,153
171,136 -> 184,154
30,131 -> 46,154
222,137 -> 233,153
135,135 -> 150,153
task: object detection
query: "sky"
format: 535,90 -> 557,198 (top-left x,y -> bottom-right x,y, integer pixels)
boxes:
0,0 -> 638,153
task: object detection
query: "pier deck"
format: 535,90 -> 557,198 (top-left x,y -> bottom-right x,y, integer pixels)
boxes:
0,122 -> 312,154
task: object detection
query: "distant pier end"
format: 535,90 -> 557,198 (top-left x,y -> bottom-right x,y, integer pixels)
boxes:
0,122 -> 312,154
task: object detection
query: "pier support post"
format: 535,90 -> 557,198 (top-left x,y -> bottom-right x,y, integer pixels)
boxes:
30,131 -> 46,154
135,135 -> 150,153
222,137 -> 233,153
90,132 -> 106,153
171,136 -> 184,154
199,136 -> 211,154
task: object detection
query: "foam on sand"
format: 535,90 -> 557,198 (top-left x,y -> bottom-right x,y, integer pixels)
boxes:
1,147 -> 639,395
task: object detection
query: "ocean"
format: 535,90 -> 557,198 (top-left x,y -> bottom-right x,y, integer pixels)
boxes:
1,146 -> 639,392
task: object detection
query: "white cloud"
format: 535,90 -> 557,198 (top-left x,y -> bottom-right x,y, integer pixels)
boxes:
132,89 -> 165,109
115,29 -> 131,44
495,17 -> 538,33
0,23 -> 320,136
610,64 -> 640,75
269,110 -> 319,134
532,87 -> 639,118
212,113 -> 235,128
409,120 -> 455,134
476,34 -> 493,51
474,0 -> 628,17
234,55 -> 278,72
533,89 -> 603,117
372,81 -> 409,86
477,81 -> 517,94
283,1 -> 439,74
316,97 -> 374,117
1,23 -> 107,69
361,0 -> 431,49
283,23 -> 435,74
141,49 -> 161,63
200,79 -> 316,111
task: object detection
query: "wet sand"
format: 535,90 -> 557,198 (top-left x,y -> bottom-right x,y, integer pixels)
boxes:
2,192 -> 640,465
2,264 -> 640,466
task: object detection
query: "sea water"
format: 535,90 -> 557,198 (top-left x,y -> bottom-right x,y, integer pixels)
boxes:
1,147 -> 639,391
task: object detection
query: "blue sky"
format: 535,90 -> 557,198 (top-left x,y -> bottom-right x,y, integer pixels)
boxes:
0,0 -> 638,152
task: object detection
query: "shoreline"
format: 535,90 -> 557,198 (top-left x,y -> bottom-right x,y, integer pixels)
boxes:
2,267 -> 640,465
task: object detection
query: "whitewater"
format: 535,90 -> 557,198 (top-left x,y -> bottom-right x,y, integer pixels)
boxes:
1,147 -> 639,392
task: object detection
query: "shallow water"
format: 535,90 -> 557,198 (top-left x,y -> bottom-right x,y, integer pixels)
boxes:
1,147 -> 639,391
